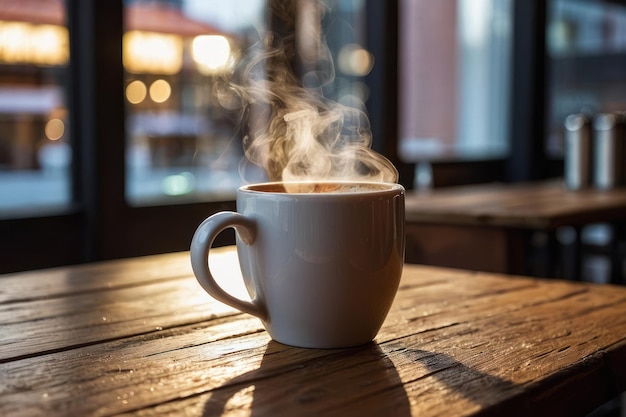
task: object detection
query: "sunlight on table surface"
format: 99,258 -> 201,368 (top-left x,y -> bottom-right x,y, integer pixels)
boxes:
208,247 -> 250,302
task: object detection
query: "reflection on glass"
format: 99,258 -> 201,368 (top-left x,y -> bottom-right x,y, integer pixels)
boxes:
0,1 -> 71,215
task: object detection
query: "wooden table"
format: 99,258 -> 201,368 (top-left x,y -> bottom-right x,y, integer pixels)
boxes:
1,246 -> 625,417
404,180 -> 626,281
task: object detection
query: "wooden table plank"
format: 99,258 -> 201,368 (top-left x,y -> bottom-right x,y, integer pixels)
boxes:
0,248 -> 625,417
0,252 -> 193,304
0,248 -> 246,362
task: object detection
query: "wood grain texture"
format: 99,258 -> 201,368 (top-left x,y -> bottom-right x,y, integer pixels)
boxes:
1,247 -> 625,417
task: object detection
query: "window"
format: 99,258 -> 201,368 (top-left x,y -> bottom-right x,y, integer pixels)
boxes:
123,0 -> 266,206
0,0 -> 71,216
0,0 -> 396,273
123,0 -> 378,205
398,0 -> 513,165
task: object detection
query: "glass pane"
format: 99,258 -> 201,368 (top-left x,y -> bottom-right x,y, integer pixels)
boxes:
124,0 -> 375,205
398,0 -> 513,163
124,0 -> 267,206
546,0 -> 626,157
0,0 -> 71,216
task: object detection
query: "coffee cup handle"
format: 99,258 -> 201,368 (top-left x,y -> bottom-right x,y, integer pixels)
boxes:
190,212 -> 267,320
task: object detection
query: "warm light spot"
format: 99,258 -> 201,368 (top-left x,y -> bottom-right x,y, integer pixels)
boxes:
337,43 -> 374,76
44,118 -> 65,140
123,31 -> 183,75
0,21 -> 68,65
149,79 -> 171,103
224,385 -> 255,414
192,35 -> 233,74
126,80 -> 147,104
33,25 -> 68,65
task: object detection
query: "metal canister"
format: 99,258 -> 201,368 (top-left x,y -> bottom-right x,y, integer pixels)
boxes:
564,113 -> 591,190
592,113 -> 620,190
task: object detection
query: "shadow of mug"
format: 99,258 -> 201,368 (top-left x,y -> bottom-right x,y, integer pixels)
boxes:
202,341 -> 411,417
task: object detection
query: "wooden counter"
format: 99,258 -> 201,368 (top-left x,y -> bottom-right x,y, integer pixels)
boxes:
404,180 -> 626,281
1,246 -> 625,416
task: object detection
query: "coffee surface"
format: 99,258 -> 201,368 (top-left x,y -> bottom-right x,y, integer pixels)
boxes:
245,182 -> 393,193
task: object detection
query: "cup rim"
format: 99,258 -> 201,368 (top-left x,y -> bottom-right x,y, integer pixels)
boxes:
238,180 -> 405,195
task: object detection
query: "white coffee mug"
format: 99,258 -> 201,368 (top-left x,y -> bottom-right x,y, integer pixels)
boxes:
190,181 -> 405,348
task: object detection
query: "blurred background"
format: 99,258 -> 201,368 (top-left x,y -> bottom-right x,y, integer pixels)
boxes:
1,0 -> 625,272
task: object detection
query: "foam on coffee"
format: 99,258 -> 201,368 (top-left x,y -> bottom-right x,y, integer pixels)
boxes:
246,182 -> 392,194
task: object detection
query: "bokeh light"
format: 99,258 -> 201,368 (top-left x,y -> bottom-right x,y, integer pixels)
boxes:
44,118 -> 65,141
192,35 -> 233,74
149,79 -> 171,103
126,80 -> 147,104
162,172 -> 196,195
337,43 -> 374,76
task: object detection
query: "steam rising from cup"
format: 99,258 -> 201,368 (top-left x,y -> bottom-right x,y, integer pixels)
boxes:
217,12 -> 398,186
